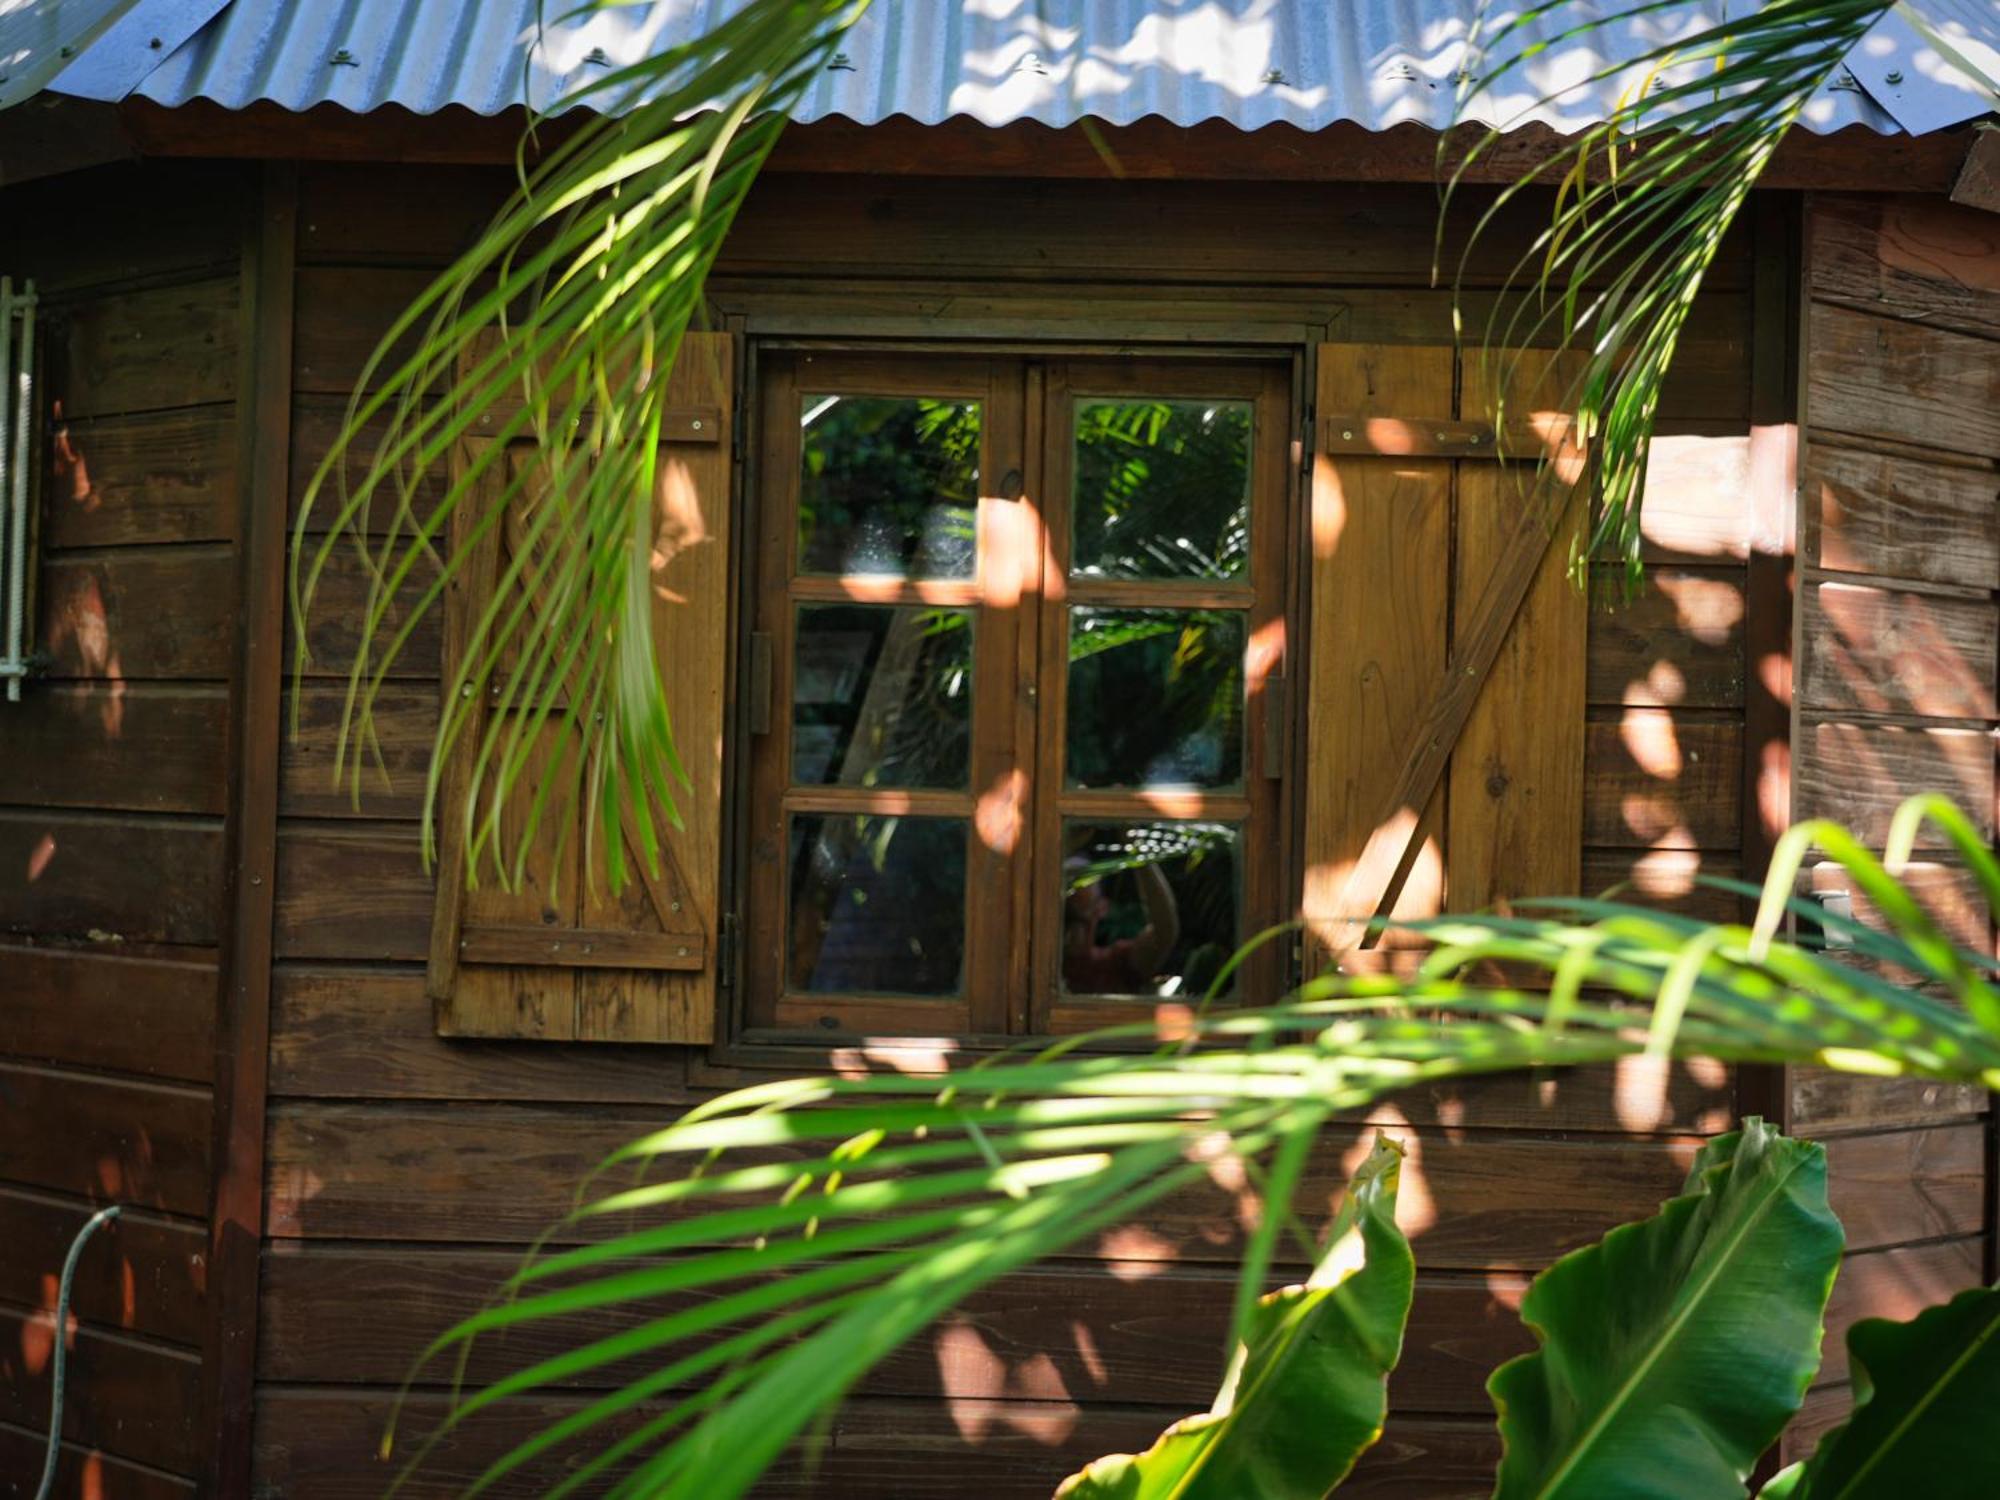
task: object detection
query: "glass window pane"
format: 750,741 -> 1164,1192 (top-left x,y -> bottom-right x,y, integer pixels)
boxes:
788,814 -> 967,996
1066,608 -> 1244,789
799,395 -> 980,578
1072,399 -> 1252,580
791,605 -> 973,789
1062,821 -> 1240,998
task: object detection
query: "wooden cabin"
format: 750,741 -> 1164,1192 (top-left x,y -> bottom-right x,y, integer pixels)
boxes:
1,3 -> 1997,1496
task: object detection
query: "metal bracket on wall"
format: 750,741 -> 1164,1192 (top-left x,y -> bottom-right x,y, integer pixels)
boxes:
0,275 -> 38,702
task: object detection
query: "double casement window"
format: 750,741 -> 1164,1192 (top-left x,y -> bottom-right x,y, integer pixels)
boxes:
743,354 -> 1292,1040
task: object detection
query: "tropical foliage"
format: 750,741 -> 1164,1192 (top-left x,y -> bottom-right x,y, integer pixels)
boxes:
383,795 -> 2000,1498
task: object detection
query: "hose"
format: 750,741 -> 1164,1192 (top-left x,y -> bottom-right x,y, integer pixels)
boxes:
35,1205 -> 121,1500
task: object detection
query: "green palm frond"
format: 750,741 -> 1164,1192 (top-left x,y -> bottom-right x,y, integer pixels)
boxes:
288,0 -> 867,892
1445,0 -> 1893,588
390,798 -> 2000,1498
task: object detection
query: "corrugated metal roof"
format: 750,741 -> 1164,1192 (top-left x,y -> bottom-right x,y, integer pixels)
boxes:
39,0 -> 1999,137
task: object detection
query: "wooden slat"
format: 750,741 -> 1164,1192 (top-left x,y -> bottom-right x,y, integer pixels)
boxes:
1784,1382 -> 1851,1467
1794,721 -> 1996,844
2,945 -> 216,1084
1818,1237 -> 1985,1388
1807,300 -> 2000,460
0,1306 -> 200,1475
250,1387 -> 1499,1500
458,925 -> 705,970
0,1420 -> 195,1500
38,548 -> 236,680
286,395 -> 446,535
1802,441 -> 1999,591
49,278 -> 239,421
1302,345 -> 1451,959
1635,434 -> 1752,562
1580,848 -> 1744,923
1799,580 -> 1997,720
0,1187 -> 207,1348
269,965 -> 695,1102
1585,566 -> 1746,709
0,811 -> 223,946
0,684 -> 228,814
279,682 -> 436,819
1448,348 -> 1586,912
0,160 -> 242,294
1822,1124 -> 1987,1251
274,822 -> 433,960
1804,858 -> 1993,970
42,406 -> 239,549
0,1063 -> 212,1216
1809,194 -> 2000,343
257,1244 -> 1534,1413
291,266 -> 435,396
263,1101 -> 1701,1269
286,542 -> 443,680
1792,1069 -> 1989,1133
1582,712 -> 1744,850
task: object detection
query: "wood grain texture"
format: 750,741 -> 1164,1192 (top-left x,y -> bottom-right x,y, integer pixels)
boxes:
1585,566 -> 1746,709
1807,300 -> 2000,459
1302,345 -> 1451,958
1802,441 -> 1998,590
0,811 -> 223,946
1635,434 -> 1752,562
262,1101 -> 1701,1269
1580,847 -> 1744,922
250,1388 -> 1500,1500
42,406 -> 239,549
0,684 -> 228,814
1810,194 -> 2000,342
273,821 -> 433,960
1,945 -> 216,1083
279,683 -> 436,819
286,541 -> 443,680
1582,712 -> 1742,850
38,547 -> 236,681
1821,1124 -> 1987,1250
0,1421 -> 195,1500
1818,1236 -> 1986,1388
0,1306 -> 201,1475
1794,721 -> 1995,844
48,278 -> 239,421
0,1187 -> 208,1348
0,1063 -> 212,1217
1799,581 -> 1996,720
1791,1069 -> 1989,1133
290,266 -> 435,396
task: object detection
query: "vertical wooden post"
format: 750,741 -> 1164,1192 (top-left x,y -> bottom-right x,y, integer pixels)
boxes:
200,160 -> 296,1498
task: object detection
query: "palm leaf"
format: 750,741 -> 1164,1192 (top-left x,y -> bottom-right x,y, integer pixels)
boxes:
387,797 -> 2000,1499
288,0 -> 868,893
1487,1118 -> 1843,1499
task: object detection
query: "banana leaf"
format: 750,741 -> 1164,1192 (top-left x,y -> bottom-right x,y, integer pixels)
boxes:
1490,1118 -> 1842,1500
1054,1136 -> 1414,1500
1762,1284 -> 2000,1500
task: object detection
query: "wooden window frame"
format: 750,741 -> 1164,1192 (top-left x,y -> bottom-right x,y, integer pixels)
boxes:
734,344 -> 1296,1052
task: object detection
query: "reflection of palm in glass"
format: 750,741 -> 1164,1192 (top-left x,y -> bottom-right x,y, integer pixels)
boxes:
799,397 -> 980,578
1067,608 -> 1244,789
1073,400 -> 1252,581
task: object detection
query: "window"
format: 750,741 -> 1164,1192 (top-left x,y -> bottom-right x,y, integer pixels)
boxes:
744,353 -> 1291,1040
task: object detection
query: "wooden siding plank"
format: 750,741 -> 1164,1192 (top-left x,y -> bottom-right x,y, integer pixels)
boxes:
0,684 -> 229,815
0,1063 -> 213,1217
1802,442 -> 1999,591
0,1187 -> 207,1348
273,822 -> 433,960
286,543 -> 443,681
1821,1125 -> 1987,1250
1635,434 -> 1752,563
1582,712 -> 1742,851
2,945 -> 216,1084
0,811 -> 223,946
1818,1237 -> 1986,1388
1794,721 -> 1995,845
1799,581 -> 1997,720
49,279 -> 239,421
279,684 -> 436,820
0,1307 -> 200,1475
262,1102 -> 1705,1269
38,548 -> 237,681
1807,301 -> 2000,459
1585,566 -> 1746,709
290,266 -> 435,396
1809,194 -> 2000,343
42,406 -> 239,550
250,1388 -> 1499,1500
1580,848 -> 1744,923
0,1421 -> 195,1500
1792,1070 -> 1989,1133
257,1245 -> 1534,1414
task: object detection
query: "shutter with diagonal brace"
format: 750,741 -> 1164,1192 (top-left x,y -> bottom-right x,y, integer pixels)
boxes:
426,332 -> 733,1042
1302,342 -> 1588,971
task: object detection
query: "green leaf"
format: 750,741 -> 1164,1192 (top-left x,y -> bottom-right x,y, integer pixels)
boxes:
1489,1118 -> 1843,1500
1054,1136 -> 1414,1500
1779,1285 -> 2000,1500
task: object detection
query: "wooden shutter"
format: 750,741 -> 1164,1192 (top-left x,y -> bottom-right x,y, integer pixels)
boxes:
426,332 -> 733,1043
1302,342 -> 1587,969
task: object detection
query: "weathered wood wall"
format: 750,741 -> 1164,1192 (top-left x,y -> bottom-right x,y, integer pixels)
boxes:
0,162 -> 249,1497
244,162 -> 1779,1498
1786,191 -> 2000,1456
